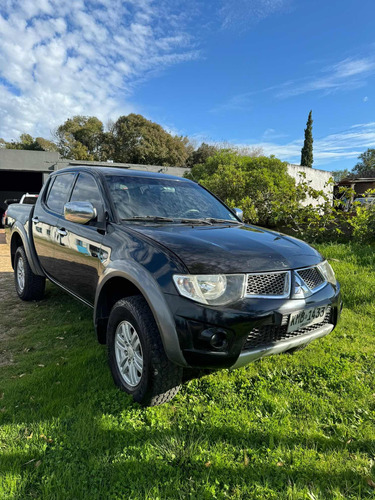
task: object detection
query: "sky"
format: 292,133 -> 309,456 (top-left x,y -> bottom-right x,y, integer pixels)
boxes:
0,0 -> 374,172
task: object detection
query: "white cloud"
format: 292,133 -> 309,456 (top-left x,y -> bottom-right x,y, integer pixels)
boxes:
275,57 -> 375,98
0,0 -> 199,140
219,0 -> 291,28
225,122 -> 375,168
363,96 -> 369,102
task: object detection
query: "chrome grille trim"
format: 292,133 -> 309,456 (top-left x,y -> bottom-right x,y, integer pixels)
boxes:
244,271 -> 291,299
296,266 -> 326,292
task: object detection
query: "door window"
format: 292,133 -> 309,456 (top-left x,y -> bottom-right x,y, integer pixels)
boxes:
45,174 -> 75,214
70,173 -> 104,219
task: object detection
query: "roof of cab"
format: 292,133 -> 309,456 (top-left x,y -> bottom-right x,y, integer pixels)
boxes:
53,165 -> 192,182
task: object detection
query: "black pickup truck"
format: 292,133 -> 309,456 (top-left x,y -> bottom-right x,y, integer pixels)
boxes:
5,166 -> 342,406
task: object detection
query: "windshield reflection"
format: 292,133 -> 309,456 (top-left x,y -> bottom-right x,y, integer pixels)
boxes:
105,175 -> 238,222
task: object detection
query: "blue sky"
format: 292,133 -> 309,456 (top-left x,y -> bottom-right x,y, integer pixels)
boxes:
0,0 -> 374,171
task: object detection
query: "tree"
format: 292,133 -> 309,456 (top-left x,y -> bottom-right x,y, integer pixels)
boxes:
353,148 -> 375,177
300,110 -> 313,168
185,151 -> 297,226
4,134 -> 57,152
111,114 -> 190,166
186,142 -> 219,167
331,169 -> 351,183
55,116 -> 104,160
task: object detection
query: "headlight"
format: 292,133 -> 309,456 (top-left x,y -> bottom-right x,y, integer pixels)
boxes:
173,274 -> 245,305
318,260 -> 337,286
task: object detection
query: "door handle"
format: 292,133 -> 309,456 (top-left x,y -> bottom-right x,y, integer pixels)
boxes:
32,217 -> 39,224
57,229 -> 67,237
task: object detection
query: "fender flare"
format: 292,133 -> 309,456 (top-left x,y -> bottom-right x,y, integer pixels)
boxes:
11,222 -> 44,276
94,261 -> 188,367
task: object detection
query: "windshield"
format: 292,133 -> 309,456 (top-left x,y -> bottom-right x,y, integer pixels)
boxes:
105,175 -> 238,222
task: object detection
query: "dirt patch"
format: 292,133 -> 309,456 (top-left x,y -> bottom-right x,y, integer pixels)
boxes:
0,244 -> 29,366
0,242 -> 12,273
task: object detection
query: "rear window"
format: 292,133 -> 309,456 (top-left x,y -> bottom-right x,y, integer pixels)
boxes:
45,174 -> 75,214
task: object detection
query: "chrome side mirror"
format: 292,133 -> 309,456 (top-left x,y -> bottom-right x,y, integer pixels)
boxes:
233,207 -> 243,221
64,201 -> 97,224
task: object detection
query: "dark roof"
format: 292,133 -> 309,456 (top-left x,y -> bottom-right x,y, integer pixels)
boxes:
54,165 -> 191,182
338,177 -> 375,185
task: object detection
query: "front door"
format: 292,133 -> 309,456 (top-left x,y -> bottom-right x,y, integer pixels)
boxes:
52,172 -> 105,305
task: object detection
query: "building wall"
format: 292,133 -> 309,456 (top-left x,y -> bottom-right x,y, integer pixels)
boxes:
0,149 -> 59,172
287,164 -> 333,206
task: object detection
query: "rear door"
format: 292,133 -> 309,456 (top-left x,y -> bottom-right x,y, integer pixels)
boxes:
33,173 -> 76,277
52,172 -> 105,304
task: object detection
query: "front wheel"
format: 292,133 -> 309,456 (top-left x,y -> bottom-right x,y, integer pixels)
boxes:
107,296 -> 183,406
14,246 -> 45,301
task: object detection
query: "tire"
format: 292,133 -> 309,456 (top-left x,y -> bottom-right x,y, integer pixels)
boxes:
107,296 -> 183,406
14,246 -> 45,301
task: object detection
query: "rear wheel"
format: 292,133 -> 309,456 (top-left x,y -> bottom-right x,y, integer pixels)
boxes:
14,246 -> 45,301
107,296 -> 183,406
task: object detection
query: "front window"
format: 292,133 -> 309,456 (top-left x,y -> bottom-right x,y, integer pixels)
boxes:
105,175 -> 238,222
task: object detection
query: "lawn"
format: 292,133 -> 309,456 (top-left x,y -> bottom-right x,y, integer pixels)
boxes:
0,243 -> 374,499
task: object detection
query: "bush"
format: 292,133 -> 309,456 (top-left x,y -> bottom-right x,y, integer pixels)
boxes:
185,151 -> 375,244
350,191 -> 375,243
185,151 -> 298,227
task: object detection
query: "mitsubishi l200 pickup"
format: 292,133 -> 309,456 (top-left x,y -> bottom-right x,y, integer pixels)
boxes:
5,166 -> 342,406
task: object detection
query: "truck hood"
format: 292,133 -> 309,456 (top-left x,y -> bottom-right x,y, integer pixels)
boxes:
129,223 -> 323,274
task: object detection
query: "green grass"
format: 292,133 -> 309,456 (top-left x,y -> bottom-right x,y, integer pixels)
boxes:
0,243 -> 374,499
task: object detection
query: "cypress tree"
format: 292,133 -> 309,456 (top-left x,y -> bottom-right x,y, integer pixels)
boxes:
300,110 -> 313,168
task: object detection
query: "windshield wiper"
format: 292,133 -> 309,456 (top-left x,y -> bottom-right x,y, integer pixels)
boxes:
204,218 -> 242,224
179,218 -> 213,225
121,216 -> 175,222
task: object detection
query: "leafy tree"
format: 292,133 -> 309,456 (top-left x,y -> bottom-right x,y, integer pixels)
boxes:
300,110 -> 313,168
352,148 -> 375,177
185,151 -> 297,226
4,134 -> 57,151
331,169 -> 351,183
111,114 -> 190,166
55,116 -> 104,160
186,143 -> 219,167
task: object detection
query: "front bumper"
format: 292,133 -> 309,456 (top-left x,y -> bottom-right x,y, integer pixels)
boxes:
165,282 -> 342,369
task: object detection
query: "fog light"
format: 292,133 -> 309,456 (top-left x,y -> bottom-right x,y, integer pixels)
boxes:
198,328 -> 229,351
210,331 -> 228,350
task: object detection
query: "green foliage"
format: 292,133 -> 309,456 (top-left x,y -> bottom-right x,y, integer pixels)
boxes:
353,148 -> 375,177
186,142 -> 219,167
186,151 -> 297,226
1,244 -> 375,499
272,175 -> 354,242
350,190 -> 375,243
55,115 -> 104,160
3,134 -> 57,152
300,110 -> 313,168
331,169 -> 351,182
111,114 -> 190,166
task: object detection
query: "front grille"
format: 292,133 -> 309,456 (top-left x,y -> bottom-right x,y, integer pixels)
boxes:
297,267 -> 325,290
245,271 -> 290,297
242,306 -> 332,351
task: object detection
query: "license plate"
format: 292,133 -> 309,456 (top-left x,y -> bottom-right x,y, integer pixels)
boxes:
287,305 -> 328,333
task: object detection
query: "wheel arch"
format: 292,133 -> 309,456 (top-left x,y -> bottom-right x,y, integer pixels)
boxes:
10,223 -> 44,276
10,232 -> 23,269
94,264 -> 188,367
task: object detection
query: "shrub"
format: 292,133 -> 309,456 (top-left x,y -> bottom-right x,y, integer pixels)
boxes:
185,151 -> 298,227
185,151 -> 367,243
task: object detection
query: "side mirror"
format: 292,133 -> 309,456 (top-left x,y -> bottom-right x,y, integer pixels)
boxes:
233,208 -> 243,221
64,201 -> 97,224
